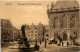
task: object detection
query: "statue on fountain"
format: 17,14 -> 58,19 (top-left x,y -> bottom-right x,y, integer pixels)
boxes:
18,25 -> 30,48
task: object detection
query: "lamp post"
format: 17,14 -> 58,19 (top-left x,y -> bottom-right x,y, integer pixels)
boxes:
60,21 -> 62,40
70,20 -> 74,44
70,20 -> 72,36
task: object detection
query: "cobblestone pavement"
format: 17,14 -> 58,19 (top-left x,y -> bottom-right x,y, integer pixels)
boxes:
39,42 -> 80,52
1,42 -> 80,52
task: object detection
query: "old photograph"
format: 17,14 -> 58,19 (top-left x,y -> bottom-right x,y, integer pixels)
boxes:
1,0 -> 80,52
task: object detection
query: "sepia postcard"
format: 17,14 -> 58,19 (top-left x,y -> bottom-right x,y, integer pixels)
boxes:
0,0 -> 80,52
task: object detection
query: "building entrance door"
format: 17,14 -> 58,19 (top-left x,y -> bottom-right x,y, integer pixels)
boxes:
63,33 -> 67,40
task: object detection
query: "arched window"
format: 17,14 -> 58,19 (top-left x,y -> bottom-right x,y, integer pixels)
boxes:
54,17 -> 58,29
70,16 -> 75,28
62,15 -> 67,28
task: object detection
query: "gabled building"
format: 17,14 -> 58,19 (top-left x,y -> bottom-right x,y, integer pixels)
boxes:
37,22 -> 45,41
25,23 -> 45,41
25,23 -> 38,41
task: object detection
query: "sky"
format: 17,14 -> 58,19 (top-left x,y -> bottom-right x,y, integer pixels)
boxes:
0,0 -> 79,29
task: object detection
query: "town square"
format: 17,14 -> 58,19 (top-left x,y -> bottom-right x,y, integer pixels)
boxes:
1,0 -> 80,52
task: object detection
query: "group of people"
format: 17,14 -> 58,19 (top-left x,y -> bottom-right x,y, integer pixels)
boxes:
35,41 -> 40,50
35,39 -> 47,50
61,41 -> 69,47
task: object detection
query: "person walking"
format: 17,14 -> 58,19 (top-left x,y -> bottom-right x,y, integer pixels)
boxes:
45,39 -> 47,48
35,41 -> 37,49
67,42 -> 69,47
40,41 -> 41,45
62,41 -> 63,46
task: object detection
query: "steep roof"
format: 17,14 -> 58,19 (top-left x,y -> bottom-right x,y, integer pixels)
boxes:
52,1 -> 79,9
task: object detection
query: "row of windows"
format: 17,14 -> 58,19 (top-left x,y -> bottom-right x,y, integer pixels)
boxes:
54,31 -> 77,39
1,22 -> 12,28
27,34 -> 43,37
28,34 -> 38,36
1,29 -> 12,34
51,16 -> 77,29
28,30 -> 38,33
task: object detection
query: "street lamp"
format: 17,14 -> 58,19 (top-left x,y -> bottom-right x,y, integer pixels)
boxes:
70,20 -> 74,44
59,22 -> 62,40
70,20 -> 73,34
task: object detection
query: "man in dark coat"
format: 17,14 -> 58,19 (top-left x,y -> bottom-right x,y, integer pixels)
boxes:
67,42 -> 69,47
45,40 -> 47,48
62,41 -> 63,46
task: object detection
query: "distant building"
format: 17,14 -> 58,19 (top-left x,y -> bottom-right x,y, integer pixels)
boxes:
44,25 -> 49,40
25,23 -> 38,41
1,19 -> 13,42
47,1 -> 79,43
13,27 -> 21,41
1,19 -> 21,42
25,23 -> 44,41
37,23 -> 44,41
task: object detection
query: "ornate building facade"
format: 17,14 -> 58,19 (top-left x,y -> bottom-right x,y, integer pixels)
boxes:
25,23 -> 44,41
47,1 -> 79,43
